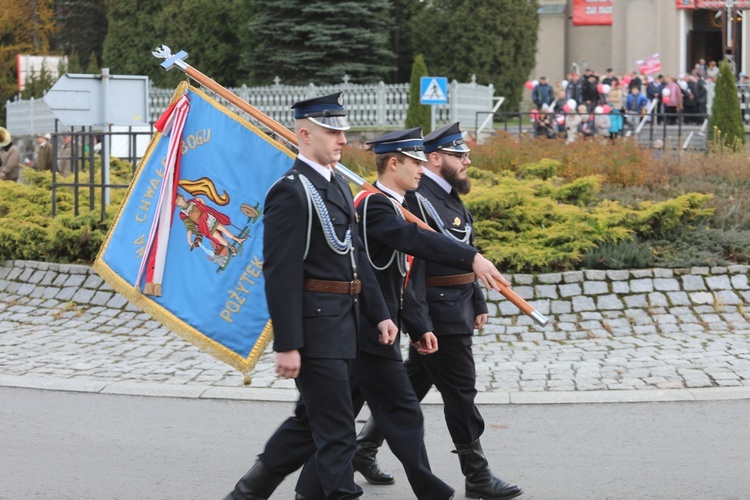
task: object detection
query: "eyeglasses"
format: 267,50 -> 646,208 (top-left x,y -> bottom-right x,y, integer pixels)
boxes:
441,151 -> 470,161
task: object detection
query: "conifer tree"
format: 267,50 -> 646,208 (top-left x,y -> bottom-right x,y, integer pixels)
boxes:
53,0 -> 107,72
709,60 -> 745,149
21,64 -> 56,99
405,54 -> 432,133
85,53 -> 100,74
66,51 -> 83,73
411,0 -> 538,111
102,0 -> 165,84
244,0 -> 394,85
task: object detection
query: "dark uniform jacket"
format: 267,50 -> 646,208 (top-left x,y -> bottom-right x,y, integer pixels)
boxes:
263,159 -> 388,359
355,186 -> 477,360
405,175 -> 488,336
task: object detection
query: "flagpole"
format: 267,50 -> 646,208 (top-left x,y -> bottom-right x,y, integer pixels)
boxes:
152,45 -> 549,327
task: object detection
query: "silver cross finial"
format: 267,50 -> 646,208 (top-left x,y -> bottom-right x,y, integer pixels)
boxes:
152,45 -> 189,71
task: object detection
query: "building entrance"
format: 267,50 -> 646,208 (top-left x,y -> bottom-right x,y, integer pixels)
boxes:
688,8 -> 743,72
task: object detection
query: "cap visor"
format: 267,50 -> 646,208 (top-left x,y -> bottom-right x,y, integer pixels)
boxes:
308,116 -> 351,131
439,143 -> 470,154
402,150 -> 427,161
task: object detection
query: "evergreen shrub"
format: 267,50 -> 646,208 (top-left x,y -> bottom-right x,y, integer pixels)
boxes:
0,158 -> 131,263
580,240 -> 655,270
708,60 -> 745,150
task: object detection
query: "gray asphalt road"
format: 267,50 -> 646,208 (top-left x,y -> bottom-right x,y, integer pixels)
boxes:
2,387 -> 749,500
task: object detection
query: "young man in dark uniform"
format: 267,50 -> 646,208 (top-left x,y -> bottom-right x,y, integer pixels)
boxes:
294,128 -> 510,500
354,122 -> 523,500
222,93 -> 397,500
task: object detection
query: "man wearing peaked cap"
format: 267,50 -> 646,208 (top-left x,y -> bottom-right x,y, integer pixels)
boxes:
223,94 -> 397,500
355,122 -> 524,500
293,127 -> 509,499
291,92 -> 351,131
424,121 -> 470,153
367,126 -> 427,161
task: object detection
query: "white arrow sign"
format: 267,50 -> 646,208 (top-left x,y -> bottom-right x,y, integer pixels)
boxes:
44,70 -> 150,127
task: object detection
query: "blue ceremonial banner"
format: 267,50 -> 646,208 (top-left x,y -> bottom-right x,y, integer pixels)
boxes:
94,83 -> 295,376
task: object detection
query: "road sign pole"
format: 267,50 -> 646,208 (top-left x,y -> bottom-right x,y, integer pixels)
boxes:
101,68 -> 111,205
431,104 -> 435,133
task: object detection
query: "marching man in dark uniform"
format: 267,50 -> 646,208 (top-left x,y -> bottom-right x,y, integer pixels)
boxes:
353,122 -> 524,500
294,128 -> 511,500
223,93 -> 397,500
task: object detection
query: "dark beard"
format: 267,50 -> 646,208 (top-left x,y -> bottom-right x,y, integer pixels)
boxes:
440,164 -> 471,195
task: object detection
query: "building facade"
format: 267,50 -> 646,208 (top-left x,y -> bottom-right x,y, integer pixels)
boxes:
535,0 -> 750,82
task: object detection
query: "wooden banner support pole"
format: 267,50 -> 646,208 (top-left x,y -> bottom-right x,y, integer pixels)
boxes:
152,45 -> 549,327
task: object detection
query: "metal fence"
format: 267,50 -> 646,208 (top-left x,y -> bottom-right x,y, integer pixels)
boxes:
7,78 -> 495,137
494,110 -> 710,151
49,129 -> 150,220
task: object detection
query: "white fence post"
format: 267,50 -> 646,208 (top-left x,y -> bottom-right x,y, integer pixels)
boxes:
377,81 -> 386,127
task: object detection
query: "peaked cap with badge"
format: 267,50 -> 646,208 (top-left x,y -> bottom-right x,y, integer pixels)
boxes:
366,127 -> 426,161
291,92 -> 351,131
423,122 -> 470,154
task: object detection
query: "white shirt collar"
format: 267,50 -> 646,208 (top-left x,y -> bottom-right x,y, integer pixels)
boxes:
298,153 -> 332,182
422,167 -> 452,194
374,181 -> 404,205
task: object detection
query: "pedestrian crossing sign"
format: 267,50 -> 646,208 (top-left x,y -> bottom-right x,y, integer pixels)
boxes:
420,76 -> 448,105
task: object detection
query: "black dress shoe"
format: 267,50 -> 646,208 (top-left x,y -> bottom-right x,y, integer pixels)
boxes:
352,454 -> 395,485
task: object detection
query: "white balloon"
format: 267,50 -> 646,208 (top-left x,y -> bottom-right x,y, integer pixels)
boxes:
532,80 -> 539,87
602,84 -> 611,94
678,80 -> 688,90
594,106 -> 604,114
662,88 -> 671,97
566,99 -> 577,109
561,79 -> 569,90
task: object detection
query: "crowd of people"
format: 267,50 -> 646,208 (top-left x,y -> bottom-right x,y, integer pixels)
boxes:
0,128 -> 96,183
529,60 -> 720,143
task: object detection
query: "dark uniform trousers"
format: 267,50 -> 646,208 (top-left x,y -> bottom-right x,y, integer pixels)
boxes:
255,160 -> 390,500
295,190 -> 471,500
259,358 -> 360,500
401,175 -> 488,446
296,352 -> 453,500
404,335 -> 484,445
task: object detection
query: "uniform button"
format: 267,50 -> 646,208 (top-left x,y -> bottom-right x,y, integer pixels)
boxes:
440,293 -> 445,297
354,298 -> 358,303
316,308 -> 322,313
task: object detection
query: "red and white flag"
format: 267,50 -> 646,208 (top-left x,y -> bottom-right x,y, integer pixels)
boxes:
636,54 -> 662,76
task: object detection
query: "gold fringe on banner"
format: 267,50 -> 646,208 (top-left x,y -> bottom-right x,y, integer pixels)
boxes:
92,81 -> 286,378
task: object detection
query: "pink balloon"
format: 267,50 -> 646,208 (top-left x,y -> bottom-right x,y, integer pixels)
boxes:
530,109 -> 539,121
562,104 -> 571,113
602,105 -> 612,113
525,80 -> 535,91
597,83 -> 604,93
622,75 -> 632,85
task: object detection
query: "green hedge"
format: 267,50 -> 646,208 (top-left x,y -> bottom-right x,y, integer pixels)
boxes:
3,148 -> 748,272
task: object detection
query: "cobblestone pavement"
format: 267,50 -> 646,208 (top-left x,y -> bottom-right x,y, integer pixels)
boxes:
1,262 -> 750,403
